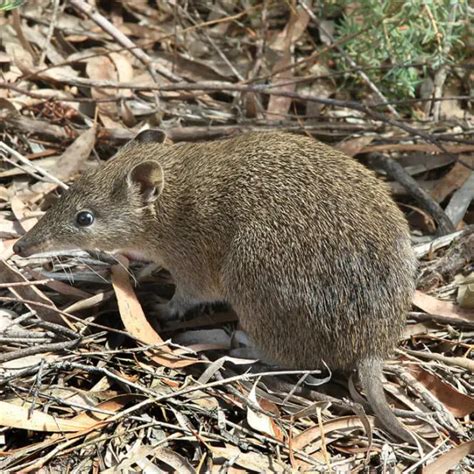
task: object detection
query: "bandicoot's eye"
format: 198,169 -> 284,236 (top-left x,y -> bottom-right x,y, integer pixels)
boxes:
75,210 -> 95,227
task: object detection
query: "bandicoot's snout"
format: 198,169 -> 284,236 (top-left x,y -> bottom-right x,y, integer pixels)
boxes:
13,234 -> 45,258
13,237 -> 34,257
12,239 -> 26,256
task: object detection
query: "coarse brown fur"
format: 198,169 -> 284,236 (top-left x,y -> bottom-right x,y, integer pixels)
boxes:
14,131 -> 417,441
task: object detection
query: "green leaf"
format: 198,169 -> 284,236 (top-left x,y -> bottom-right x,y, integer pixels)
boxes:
0,0 -> 26,11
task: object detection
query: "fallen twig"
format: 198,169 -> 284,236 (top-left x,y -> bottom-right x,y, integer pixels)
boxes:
369,153 -> 455,235
12,76 -> 465,162
408,311 -> 474,329
404,349 -> 474,372
0,142 -> 68,189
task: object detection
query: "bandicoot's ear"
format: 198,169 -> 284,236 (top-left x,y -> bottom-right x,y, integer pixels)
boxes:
133,129 -> 167,145
127,161 -> 164,203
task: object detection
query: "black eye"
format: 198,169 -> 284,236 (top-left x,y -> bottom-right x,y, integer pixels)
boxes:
75,210 -> 95,227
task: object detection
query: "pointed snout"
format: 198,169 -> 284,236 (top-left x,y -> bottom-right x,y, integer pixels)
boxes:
13,238 -> 34,257
13,239 -> 27,257
13,234 -> 45,258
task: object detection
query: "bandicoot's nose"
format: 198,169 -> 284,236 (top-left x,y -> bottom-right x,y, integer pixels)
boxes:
13,240 -> 27,257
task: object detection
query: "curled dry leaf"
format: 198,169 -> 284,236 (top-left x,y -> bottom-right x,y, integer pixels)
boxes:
292,416 -> 375,452
110,257 -> 200,368
110,257 -> 170,347
246,381 -> 284,440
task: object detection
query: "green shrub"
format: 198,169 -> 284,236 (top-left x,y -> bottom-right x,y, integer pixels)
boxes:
333,0 -> 468,100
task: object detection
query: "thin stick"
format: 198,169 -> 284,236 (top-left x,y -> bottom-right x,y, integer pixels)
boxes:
0,279 -> 52,287
403,349 -> 474,372
0,142 -> 68,190
91,367 -> 330,425
39,0 -> 61,65
369,152 -> 455,235
17,76 -> 464,162
0,338 -> 80,363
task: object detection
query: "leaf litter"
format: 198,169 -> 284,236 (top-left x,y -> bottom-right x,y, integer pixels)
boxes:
0,1 -> 473,472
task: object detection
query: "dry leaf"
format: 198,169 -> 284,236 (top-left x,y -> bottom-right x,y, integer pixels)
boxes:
54,125 -> 97,182
0,400 -> 93,432
70,394 -> 135,426
27,268 -> 91,299
266,4 -> 310,120
413,290 -> 474,321
10,195 -> 36,232
407,365 -> 474,418
246,382 -> 283,440
86,55 -> 122,127
110,258 -> 170,347
0,219 -> 20,239
422,440 -> 474,474
110,257 -> 200,368
336,136 -> 374,157
402,322 -> 432,338
160,51 -> 230,82
109,52 -> 134,85
292,416 -> 374,451
0,394 -> 134,434
430,156 -> 474,203
458,281 -> 474,309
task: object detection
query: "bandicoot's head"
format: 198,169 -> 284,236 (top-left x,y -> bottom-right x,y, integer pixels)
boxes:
13,130 -> 169,257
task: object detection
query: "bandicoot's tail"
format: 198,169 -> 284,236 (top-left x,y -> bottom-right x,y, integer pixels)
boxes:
358,357 -> 414,443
